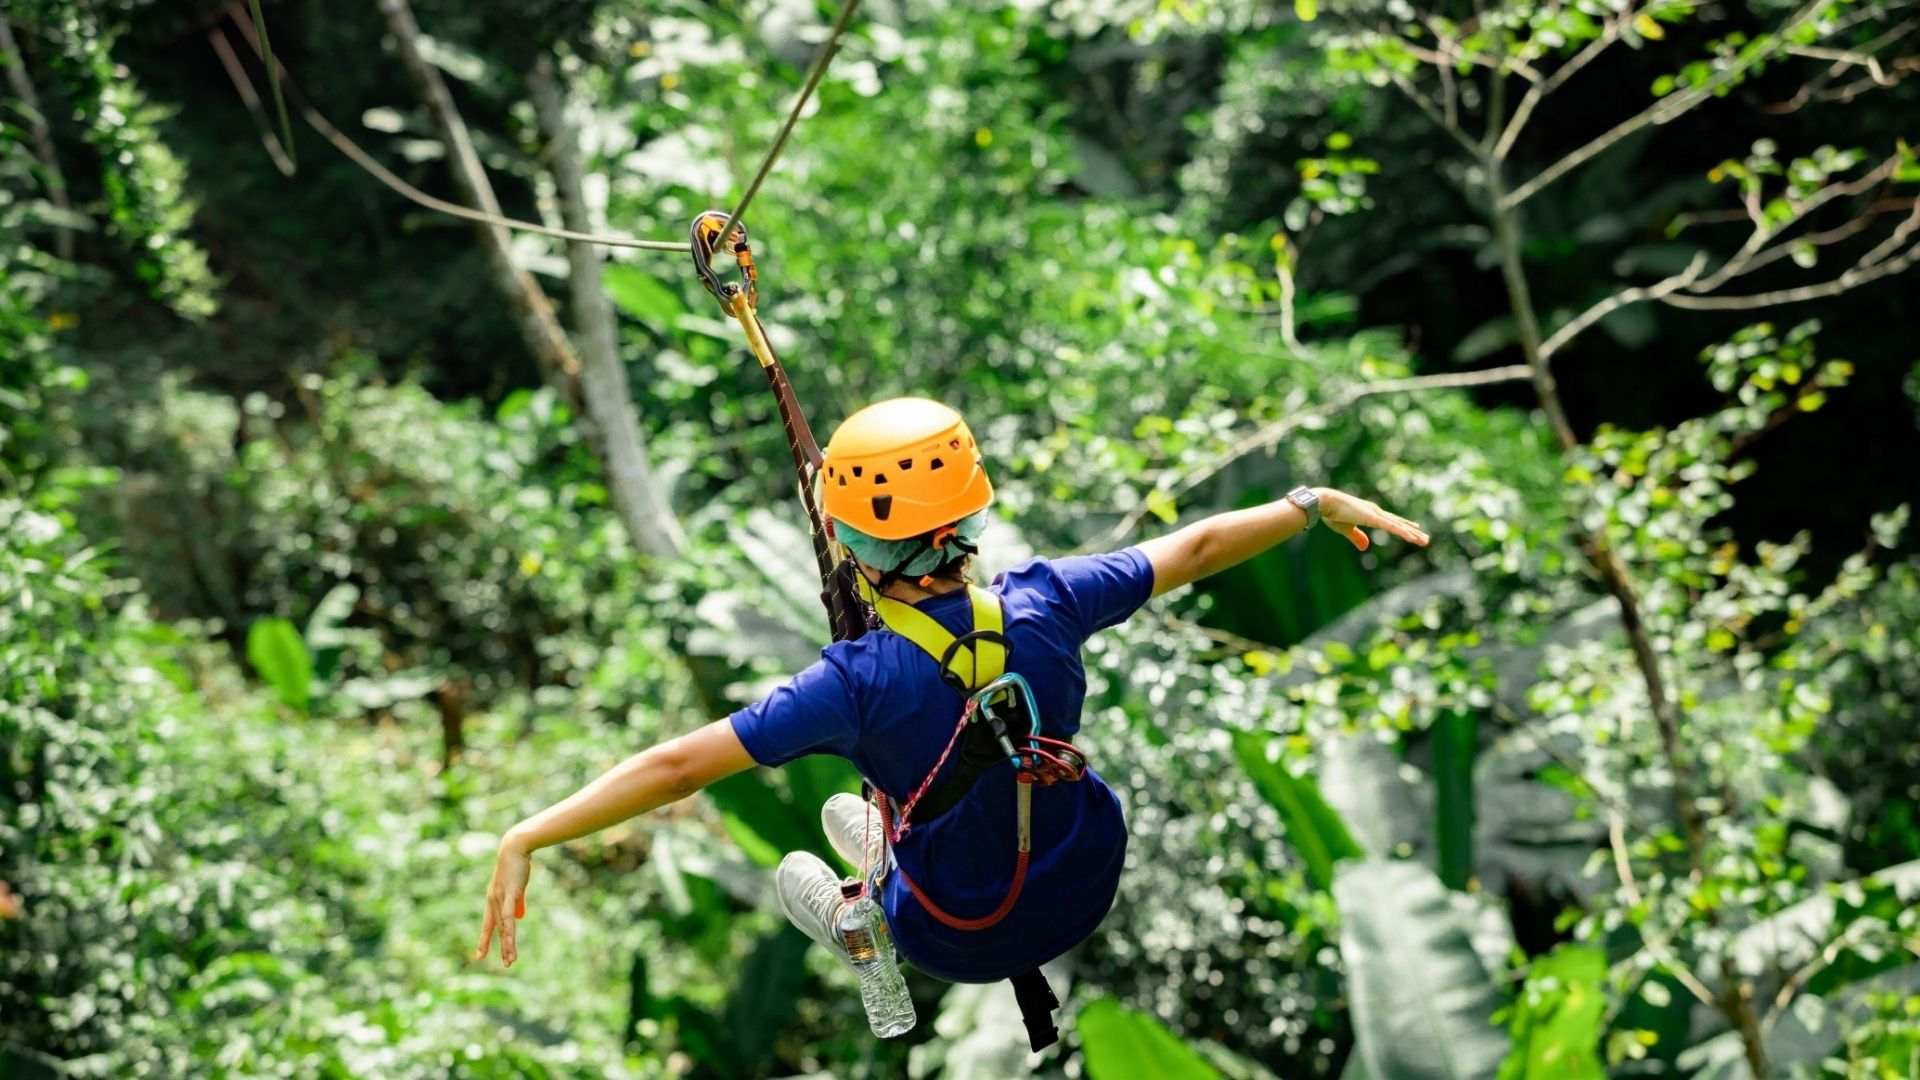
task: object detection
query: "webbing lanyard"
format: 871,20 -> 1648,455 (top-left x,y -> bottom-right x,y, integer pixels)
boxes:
689,212 -> 870,644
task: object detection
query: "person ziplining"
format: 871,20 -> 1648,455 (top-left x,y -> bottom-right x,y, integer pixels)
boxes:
212,0 -> 1432,1047
472,216 -> 1432,1044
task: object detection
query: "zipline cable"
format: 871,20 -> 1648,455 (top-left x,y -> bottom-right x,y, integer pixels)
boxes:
710,0 -> 863,254
225,0 -> 863,256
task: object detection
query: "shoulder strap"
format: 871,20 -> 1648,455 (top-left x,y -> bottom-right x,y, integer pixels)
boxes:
867,585 -> 1005,690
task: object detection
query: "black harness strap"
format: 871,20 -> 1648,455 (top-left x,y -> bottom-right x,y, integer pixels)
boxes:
1011,968 -> 1061,1052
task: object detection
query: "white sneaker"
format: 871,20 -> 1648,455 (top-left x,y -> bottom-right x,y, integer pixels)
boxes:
775,850 -> 849,958
821,792 -> 888,875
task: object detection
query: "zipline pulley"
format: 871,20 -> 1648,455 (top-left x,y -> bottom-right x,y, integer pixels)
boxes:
689,209 -> 872,644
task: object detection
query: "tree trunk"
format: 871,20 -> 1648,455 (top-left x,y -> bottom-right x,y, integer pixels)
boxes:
374,0 -> 580,392
1,17 -> 73,260
1485,168 -> 1707,865
1485,162 -> 1762,1074
526,54 -> 686,559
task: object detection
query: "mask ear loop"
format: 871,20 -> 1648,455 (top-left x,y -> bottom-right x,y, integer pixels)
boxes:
918,525 -> 962,586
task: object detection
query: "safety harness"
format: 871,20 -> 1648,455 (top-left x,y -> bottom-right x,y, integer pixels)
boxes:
692,214 -> 1077,1052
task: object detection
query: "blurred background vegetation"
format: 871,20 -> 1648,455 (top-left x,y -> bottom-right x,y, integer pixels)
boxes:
3,0 -> 1918,1076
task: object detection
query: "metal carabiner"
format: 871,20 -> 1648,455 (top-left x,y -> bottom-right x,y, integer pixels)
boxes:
689,210 -> 757,311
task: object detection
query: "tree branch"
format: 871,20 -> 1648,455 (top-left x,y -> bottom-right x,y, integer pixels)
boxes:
1662,220 -> 1920,310
1082,365 -> 1531,551
0,17 -> 73,259
1386,70 -> 1482,157
1538,253 -> 1711,360
1502,0 -> 1827,209
1494,12 -> 1629,160
1609,811 -> 1720,1007
207,25 -> 295,178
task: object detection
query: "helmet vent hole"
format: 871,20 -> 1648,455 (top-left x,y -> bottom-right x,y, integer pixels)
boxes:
837,475 -> 847,486
898,458 -> 913,470
949,438 -> 962,450
873,473 -> 888,486
827,466 -> 835,477
929,457 -> 944,470
852,466 -> 863,478
871,496 -> 893,522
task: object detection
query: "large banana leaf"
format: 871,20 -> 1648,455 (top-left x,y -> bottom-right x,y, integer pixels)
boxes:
1432,710 -> 1477,890
1233,730 -> 1365,889
704,754 -> 861,867
1334,859 -> 1510,1080
1078,998 -> 1222,1080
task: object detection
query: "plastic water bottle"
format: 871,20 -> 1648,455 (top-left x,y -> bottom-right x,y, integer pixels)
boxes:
836,880 -> 915,1038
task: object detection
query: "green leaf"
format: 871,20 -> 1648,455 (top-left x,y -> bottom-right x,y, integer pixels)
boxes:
1335,859 -> 1510,1080
1078,998 -> 1223,1080
602,264 -> 687,326
246,616 -> 311,712
704,761 -> 855,867
1453,316 -> 1519,363
1433,710 -> 1477,891
1232,731 -> 1365,889
717,927 -> 811,1074
1498,945 -> 1607,1080
1146,487 -> 1179,525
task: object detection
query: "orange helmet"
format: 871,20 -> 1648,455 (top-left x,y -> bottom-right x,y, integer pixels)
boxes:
822,398 -> 993,540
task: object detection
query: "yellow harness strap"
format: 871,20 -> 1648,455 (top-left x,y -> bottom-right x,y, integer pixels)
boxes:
861,581 -> 1005,690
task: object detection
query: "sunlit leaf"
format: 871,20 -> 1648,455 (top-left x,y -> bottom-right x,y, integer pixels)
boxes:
246,617 -> 311,712
1079,998 -> 1222,1080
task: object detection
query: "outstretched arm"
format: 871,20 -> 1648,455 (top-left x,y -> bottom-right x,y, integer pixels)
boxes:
475,719 -> 754,966
1137,487 -> 1429,598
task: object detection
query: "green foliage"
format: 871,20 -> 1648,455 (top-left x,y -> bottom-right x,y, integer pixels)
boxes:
1078,997 -> 1223,1080
1232,730 -> 1363,889
6,0 -> 1920,1076
244,616 -> 311,712
1498,945 -> 1607,1080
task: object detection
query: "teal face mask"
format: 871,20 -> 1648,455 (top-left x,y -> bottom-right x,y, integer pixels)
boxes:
834,508 -> 991,578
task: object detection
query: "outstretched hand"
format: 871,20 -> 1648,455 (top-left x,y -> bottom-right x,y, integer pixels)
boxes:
1317,489 -> 1431,551
474,836 -> 532,967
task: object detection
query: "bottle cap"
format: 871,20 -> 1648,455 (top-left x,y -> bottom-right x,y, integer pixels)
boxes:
839,879 -> 864,900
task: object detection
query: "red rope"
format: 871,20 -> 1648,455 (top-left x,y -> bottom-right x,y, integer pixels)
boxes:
885,699 -> 979,844
876,778 -> 1035,932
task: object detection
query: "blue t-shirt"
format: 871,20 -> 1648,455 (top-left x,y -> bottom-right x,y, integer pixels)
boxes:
729,548 -> 1154,983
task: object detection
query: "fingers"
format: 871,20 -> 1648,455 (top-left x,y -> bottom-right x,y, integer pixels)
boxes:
474,905 -> 496,963
1344,524 -> 1370,551
1377,512 -> 1430,546
502,901 -> 518,967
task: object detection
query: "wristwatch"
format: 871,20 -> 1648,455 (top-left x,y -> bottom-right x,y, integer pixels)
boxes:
1284,485 -> 1321,529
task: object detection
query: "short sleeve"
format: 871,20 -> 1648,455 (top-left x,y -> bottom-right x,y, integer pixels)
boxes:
727,653 -> 862,767
1047,547 -> 1155,638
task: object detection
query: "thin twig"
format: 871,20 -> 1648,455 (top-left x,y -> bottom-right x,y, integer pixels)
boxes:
1502,0 -> 1827,209
207,25 -> 295,177
1610,811 -> 1720,1007
228,4 -> 689,251
1082,365 -> 1531,551
1538,253 -> 1710,360
1494,13 -> 1629,160
1663,234 -> 1920,310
